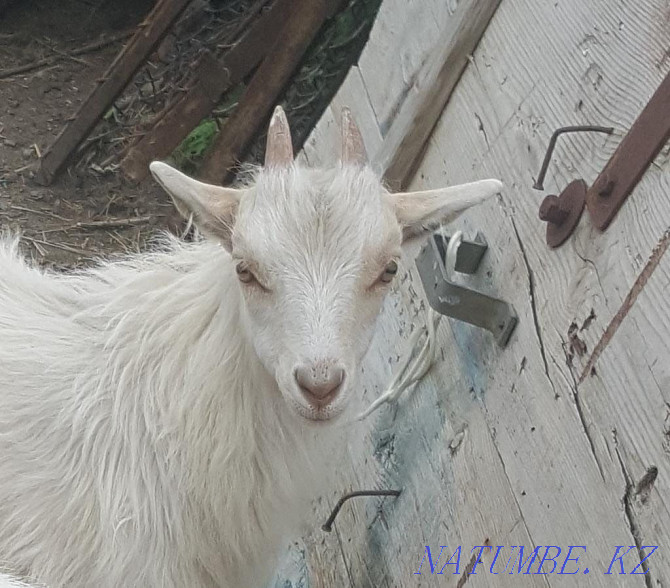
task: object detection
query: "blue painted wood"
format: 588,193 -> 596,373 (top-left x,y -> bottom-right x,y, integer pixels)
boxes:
270,541 -> 310,588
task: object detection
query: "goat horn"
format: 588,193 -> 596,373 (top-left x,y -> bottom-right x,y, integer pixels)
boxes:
340,107 -> 367,166
265,105 -> 293,168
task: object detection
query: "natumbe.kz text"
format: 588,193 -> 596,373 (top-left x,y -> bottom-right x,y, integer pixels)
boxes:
414,545 -> 658,576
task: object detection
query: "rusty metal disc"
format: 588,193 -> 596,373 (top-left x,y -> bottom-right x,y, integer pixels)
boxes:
545,179 -> 586,248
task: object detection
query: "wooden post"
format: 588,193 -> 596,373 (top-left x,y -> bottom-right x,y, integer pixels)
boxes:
198,0 -> 344,185
120,0 -> 295,183
374,0 -> 502,190
35,0 -> 193,186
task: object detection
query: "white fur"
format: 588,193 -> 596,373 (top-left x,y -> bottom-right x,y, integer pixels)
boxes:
0,233 -> 347,588
0,573 -> 38,588
0,160 -> 501,587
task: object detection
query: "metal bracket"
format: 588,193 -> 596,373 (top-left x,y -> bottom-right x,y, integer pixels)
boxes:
586,71 -> 670,230
415,232 -> 518,347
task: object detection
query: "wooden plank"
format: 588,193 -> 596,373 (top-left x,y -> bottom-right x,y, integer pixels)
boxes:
577,246 -> 670,577
299,105 -> 338,168
404,0 -> 670,582
120,0 -> 294,182
121,51 -> 229,182
198,0 -> 344,185
35,0 -> 193,186
357,0 -> 448,134
270,540 -> 316,588
300,66 -> 382,168
280,0 -> 670,584
413,135 -> 641,586
373,0 -> 502,189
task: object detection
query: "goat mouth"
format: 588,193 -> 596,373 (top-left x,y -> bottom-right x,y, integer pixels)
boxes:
293,403 -> 343,424
304,411 -> 340,423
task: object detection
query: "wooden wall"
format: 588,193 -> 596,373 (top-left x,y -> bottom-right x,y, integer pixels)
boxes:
274,0 -> 670,585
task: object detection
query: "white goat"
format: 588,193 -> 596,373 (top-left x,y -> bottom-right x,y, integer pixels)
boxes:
0,107 -> 502,588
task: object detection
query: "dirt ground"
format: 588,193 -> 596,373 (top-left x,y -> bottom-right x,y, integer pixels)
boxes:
0,0 -> 176,268
0,0 -> 378,269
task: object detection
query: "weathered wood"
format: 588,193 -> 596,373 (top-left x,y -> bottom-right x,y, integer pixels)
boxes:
387,0 -> 670,580
120,51 -> 233,182
576,239 -> 670,576
276,0 -> 670,585
198,0 -> 344,185
374,0 -> 502,189
120,0 -> 295,182
357,0 -> 450,134
35,0 -> 193,186
299,66 -> 382,168
395,0 -> 670,582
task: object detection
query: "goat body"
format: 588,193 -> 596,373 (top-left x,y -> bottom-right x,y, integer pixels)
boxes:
0,106 -> 501,587
0,236 -> 344,587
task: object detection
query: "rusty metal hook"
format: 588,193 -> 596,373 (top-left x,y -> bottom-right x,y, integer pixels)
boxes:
322,490 -> 401,532
533,125 -> 614,191
533,125 -> 614,248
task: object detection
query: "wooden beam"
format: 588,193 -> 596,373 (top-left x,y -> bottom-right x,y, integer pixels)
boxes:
198,0 -> 344,185
35,0 -> 193,186
120,51 -> 234,183
373,0 -> 502,190
120,0 -> 295,182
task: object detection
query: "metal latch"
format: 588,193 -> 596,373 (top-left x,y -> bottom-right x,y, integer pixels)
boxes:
415,232 -> 518,347
534,70 -> 670,245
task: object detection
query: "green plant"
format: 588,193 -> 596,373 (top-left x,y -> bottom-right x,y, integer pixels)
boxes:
170,118 -> 219,175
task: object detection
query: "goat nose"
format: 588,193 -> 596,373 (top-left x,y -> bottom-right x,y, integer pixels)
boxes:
295,362 -> 345,406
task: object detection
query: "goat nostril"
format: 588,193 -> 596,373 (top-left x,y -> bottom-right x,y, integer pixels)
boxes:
295,364 -> 345,406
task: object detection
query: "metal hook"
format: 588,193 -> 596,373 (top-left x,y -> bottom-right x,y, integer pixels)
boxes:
533,125 -> 614,191
322,490 -> 401,532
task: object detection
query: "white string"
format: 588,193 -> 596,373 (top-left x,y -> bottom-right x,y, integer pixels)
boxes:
357,230 -> 463,420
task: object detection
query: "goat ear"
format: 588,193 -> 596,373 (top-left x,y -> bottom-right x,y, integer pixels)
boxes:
388,179 -> 503,242
150,161 -> 242,250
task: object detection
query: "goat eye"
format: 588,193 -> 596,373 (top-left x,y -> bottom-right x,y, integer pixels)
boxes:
235,262 -> 255,284
379,260 -> 398,283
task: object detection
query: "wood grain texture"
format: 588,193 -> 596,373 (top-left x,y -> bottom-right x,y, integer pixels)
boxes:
357,0 -> 449,136
276,0 -> 670,585
374,0 -> 501,189
300,67 -> 383,168
403,0 -> 670,582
